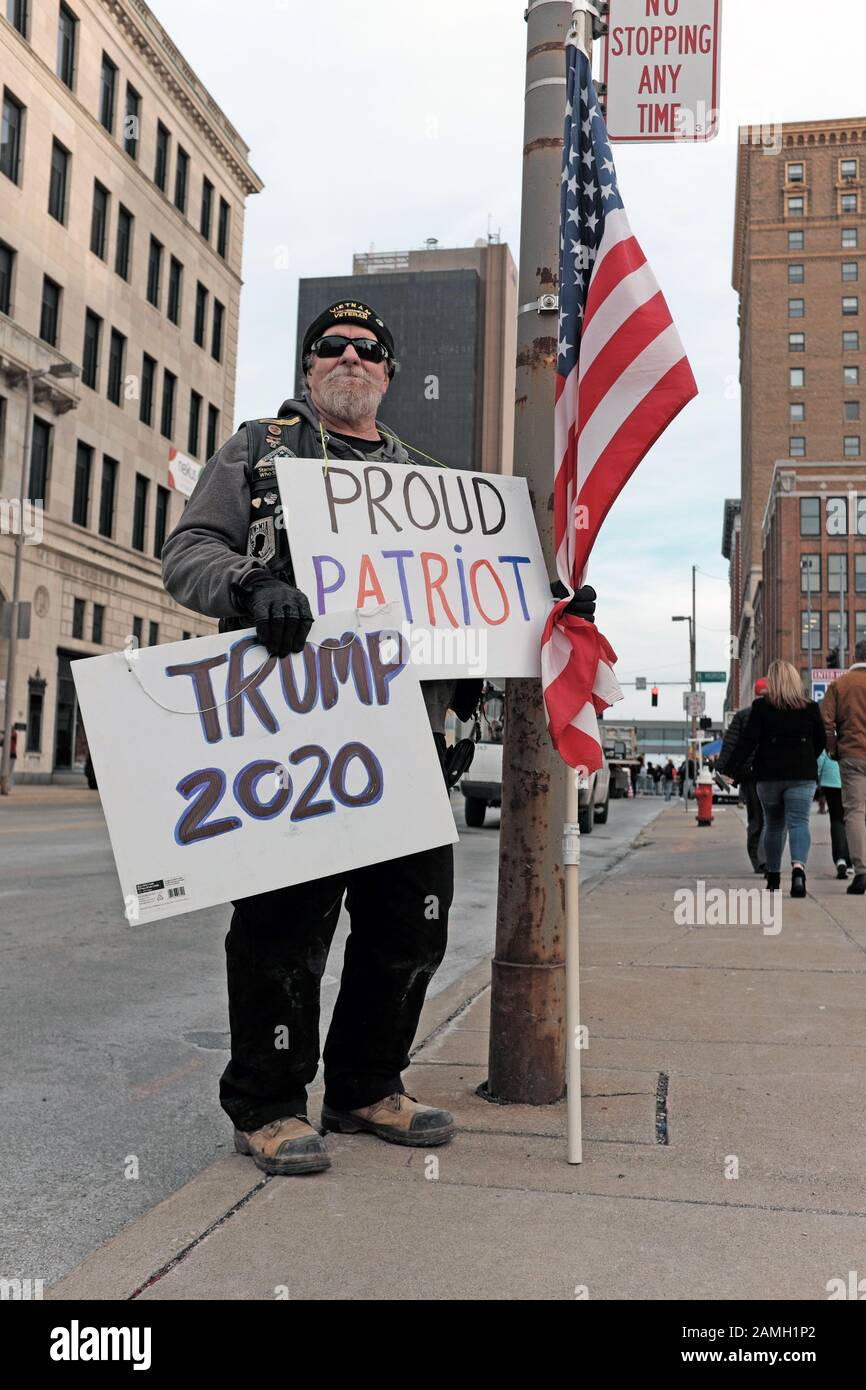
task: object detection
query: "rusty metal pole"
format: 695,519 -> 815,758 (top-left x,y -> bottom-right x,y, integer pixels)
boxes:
487,0 -> 587,1103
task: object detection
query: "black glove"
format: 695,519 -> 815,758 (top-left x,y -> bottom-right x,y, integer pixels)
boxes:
551,580 -> 597,624
236,570 -> 313,657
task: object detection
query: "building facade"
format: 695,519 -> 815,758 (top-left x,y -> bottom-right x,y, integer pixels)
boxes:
0,0 -> 262,780
297,239 -> 518,476
721,498 -> 742,712
731,118 -> 865,702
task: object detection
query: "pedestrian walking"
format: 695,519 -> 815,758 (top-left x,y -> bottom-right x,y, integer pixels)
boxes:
650,762 -> 662,796
663,760 -> 675,801
717,677 -> 768,874
820,640 -> 866,896
729,660 -> 826,897
816,750 -> 851,880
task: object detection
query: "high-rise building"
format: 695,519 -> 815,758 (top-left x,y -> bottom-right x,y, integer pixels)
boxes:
731,118 -> 864,702
296,239 -> 518,475
0,0 -> 262,781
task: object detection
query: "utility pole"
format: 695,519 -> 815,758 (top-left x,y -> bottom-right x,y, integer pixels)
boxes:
691,563 -> 698,774
802,556 -> 813,685
839,552 -> 847,671
488,0 -> 598,1103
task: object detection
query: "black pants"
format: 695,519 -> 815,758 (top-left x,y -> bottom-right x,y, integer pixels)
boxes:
824,786 -> 851,867
742,780 -> 766,870
219,843 -> 453,1132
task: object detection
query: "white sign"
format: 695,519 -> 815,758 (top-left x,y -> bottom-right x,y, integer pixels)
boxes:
71,608 -> 457,925
812,668 -> 847,703
279,457 -> 554,679
168,447 -> 203,498
602,0 -> 723,143
683,690 -> 706,716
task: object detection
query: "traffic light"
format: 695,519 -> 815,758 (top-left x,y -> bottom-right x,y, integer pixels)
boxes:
700,715 -> 713,731
651,686 -> 659,708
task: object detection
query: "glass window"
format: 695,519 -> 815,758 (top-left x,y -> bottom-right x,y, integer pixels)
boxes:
99,456 -> 117,537
843,296 -> 860,316
206,404 -> 219,457
844,436 -> 861,457
844,365 -> 860,385
72,598 -> 85,640
107,329 -> 125,405
827,496 -> 848,535
28,418 -> 51,503
194,283 -> 208,347
790,367 -> 805,388
789,332 -> 805,351
132,474 -> 149,551
26,675 -> 45,754
841,158 -> 859,180
786,162 -> 804,182
845,400 -> 861,422
857,555 -> 866,593
788,263 -> 804,284
174,146 -> 189,213
90,181 -> 108,258
57,5 -> 77,88
843,227 -> 859,249
1,91 -> 24,184
788,195 -> 804,216
829,554 -> 849,593
788,229 -> 804,251
801,610 -> 821,653
0,239 -> 14,315
188,390 -> 202,457
132,616 -> 143,645
8,0 -> 28,38
92,604 -> 104,645
40,276 -> 61,346
841,193 -> 859,214
790,402 -> 805,423
857,611 -> 866,645
200,177 -> 213,239
211,299 -> 224,362
789,436 -> 806,457
82,309 -> 101,389
148,621 -> 159,647
800,497 -> 820,537
154,486 -> 169,559
843,331 -> 861,351
48,139 -> 69,222
161,369 -> 176,439
72,441 -> 91,526
788,298 -> 805,318
800,554 -> 820,593
167,256 -> 183,325
124,84 -> 140,160
843,262 -> 859,282
115,204 -> 132,280
217,197 -> 230,258
146,236 -> 162,308
99,54 -> 117,133
140,353 -> 156,426
154,121 -> 170,192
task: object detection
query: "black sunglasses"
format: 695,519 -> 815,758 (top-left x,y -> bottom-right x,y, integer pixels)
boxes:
310,335 -> 389,364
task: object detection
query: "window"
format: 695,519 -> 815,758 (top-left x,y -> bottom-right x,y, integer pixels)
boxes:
841,158 -> 859,180
789,332 -> 805,352
124,84 -> 140,159
800,497 -> 820,537
146,236 -> 162,308
90,181 -> 109,258
800,554 -> 820,593
8,0 -> 28,37
790,402 -> 805,423
788,298 -> 805,318
211,299 -> 224,361
72,441 -> 92,526
28,418 -> 51,503
132,616 -> 143,645
182,631 -> 191,641
843,331 -> 860,351
786,162 -> 804,183
801,610 -> 821,653
788,230 -> 804,251
82,310 -> 101,389
843,227 -> 859,249
154,486 -> 169,559
790,367 -> 805,388
92,604 -> 104,645
206,404 -> 219,457
188,390 -> 202,456
843,296 -> 860,316
99,54 -> 117,133
844,366 -> 860,385
787,195 -> 804,217
154,121 -> 170,191
857,612 -> 866,645
828,611 -> 847,657
140,353 -> 156,426
48,139 -> 69,223
40,276 -> 61,346
200,177 -> 213,238
845,401 -> 861,422
788,263 -> 804,284
107,329 -> 125,405
841,193 -> 859,215
194,283 -> 208,346
98,456 -> 117,537
132,474 -> 149,551
161,369 -> 176,439
827,496 -> 848,535
115,204 -> 132,280
217,197 -> 230,258
0,240 -> 13,315
857,555 -> 866,593
844,436 -> 861,457
57,5 -> 77,88
148,621 -> 159,647
789,436 -> 806,458
829,554 -> 848,594
1,90 -> 24,184
843,262 -> 859,283
72,598 -> 85,640
167,256 -> 183,325
26,675 -> 45,754
174,146 -> 189,213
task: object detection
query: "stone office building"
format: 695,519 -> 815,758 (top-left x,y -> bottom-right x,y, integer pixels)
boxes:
0,0 -> 262,780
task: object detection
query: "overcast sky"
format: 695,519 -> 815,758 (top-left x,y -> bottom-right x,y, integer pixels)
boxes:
149,0 -> 865,727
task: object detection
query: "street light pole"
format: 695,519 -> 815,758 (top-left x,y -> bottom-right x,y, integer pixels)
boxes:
691,564 -> 698,775
802,556 -> 813,683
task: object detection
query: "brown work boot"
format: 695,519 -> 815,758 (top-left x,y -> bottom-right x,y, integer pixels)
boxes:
321,1093 -> 455,1147
233,1116 -> 330,1175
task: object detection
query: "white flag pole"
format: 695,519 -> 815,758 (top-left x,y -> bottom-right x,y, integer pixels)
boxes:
564,765 -> 583,1163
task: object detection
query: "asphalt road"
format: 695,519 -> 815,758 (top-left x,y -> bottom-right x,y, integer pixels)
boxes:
0,787 -> 665,1285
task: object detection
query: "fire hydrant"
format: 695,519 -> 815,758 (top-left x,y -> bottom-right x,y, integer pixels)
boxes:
695,767 -> 714,827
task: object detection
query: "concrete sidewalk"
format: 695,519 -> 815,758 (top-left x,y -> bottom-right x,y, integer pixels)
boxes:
50,803 -> 866,1301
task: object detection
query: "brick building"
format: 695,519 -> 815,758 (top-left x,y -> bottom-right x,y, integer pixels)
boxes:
730,117 -> 865,703
0,0 -> 262,780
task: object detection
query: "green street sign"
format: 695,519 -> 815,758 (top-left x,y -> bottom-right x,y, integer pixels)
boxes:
697,671 -> 726,683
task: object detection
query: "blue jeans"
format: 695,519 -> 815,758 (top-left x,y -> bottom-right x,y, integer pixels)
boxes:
756,780 -> 816,871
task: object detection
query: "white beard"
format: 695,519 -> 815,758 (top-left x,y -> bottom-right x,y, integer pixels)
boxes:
317,369 -> 384,426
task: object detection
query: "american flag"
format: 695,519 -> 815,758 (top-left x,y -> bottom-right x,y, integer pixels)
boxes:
541,37 -> 698,773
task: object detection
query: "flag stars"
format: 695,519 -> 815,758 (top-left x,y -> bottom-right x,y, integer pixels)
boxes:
558,335 -> 572,358
600,181 -> 617,201
602,157 -> 616,176
583,179 -> 597,200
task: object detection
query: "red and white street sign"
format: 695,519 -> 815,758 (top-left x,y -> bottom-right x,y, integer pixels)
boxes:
602,0 -> 723,143
167,447 -> 202,498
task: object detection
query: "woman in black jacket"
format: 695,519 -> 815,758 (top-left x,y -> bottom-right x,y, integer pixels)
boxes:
729,660 -> 826,897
